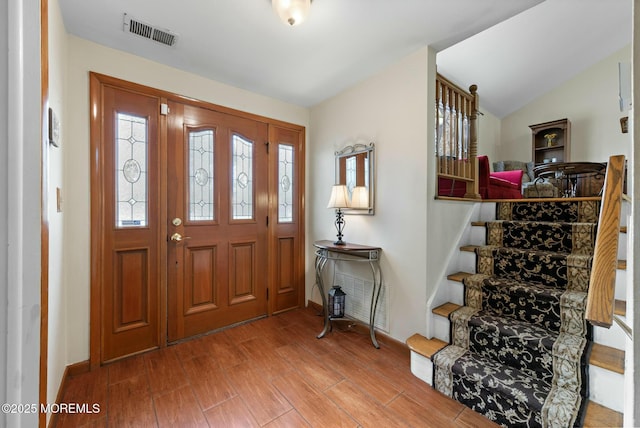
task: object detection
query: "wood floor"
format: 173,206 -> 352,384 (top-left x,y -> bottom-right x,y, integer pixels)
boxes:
55,307 -> 499,427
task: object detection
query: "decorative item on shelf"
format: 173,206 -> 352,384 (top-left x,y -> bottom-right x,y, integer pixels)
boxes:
544,133 -> 557,147
328,285 -> 346,319
350,186 -> 369,209
327,184 -> 350,245
272,0 -> 311,26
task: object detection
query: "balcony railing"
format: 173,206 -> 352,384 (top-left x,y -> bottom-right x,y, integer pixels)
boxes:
435,73 -> 480,199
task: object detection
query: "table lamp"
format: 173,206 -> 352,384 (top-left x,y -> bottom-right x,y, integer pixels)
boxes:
327,184 -> 350,245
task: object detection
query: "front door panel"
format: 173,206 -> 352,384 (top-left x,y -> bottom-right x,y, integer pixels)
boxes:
100,85 -> 161,362
167,102 -> 268,341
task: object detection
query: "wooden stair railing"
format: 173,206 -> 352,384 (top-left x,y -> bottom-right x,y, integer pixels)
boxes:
435,73 -> 481,199
586,154 -> 625,328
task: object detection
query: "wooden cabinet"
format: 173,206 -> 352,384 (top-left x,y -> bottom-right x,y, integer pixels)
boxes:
530,118 -> 571,167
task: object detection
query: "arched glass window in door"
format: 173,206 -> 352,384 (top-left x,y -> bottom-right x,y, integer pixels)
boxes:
115,112 -> 148,228
188,129 -> 215,221
232,134 -> 254,220
278,144 -> 294,223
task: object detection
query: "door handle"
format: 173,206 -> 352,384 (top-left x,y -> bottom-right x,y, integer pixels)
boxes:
170,233 -> 191,242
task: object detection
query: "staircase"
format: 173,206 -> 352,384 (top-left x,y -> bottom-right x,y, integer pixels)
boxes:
408,198 -> 628,427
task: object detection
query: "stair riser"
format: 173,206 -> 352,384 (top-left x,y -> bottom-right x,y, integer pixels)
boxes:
468,226 -> 487,246
593,323 -> 627,351
447,279 -> 464,306
615,270 -> 627,300
589,366 -> 625,413
618,232 -> 627,260
409,351 -> 434,385
432,316 -> 450,343
457,251 -> 476,275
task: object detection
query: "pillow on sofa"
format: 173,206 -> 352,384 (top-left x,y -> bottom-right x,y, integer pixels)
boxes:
491,169 -> 524,187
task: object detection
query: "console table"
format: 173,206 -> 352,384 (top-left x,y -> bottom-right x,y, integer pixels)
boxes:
313,240 -> 383,348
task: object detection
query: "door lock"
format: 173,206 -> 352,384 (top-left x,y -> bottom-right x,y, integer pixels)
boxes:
172,217 -> 182,226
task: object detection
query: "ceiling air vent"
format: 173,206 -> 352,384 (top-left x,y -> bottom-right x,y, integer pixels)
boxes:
123,13 -> 178,47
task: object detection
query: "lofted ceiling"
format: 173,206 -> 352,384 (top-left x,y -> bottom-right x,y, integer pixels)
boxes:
58,0 -> 630,117
437,0 -> 632,118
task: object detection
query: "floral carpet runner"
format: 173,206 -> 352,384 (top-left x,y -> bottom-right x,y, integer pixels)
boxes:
433,200 -> 600,428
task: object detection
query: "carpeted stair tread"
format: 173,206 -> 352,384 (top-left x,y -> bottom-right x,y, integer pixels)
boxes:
475,246 -> 593,291
496,200 -> 600,223
434,345 -> 552,411
450,308 -> 559,383
485,220 -> 597,255
463,274 -> 588,334
433,200 -> 601,427
433,345 -> 585,427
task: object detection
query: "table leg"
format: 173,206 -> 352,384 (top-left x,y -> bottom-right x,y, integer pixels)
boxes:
315,253 -> 330,339
368,259 -> 383,349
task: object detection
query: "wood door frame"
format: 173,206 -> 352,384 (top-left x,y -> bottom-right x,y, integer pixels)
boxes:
89,73 -> 305,368
40,0 -> 49,426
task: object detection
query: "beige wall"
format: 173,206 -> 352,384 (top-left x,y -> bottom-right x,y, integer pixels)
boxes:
499,45 -> 631,163
47,0 -> 68,420
63,36 -> 309,363
310,47 -> 478,341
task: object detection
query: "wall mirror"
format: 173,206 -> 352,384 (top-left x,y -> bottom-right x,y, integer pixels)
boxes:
335,142 -> 375,215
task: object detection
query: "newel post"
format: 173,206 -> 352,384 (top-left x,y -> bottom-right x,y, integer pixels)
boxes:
465,84 -> 481,199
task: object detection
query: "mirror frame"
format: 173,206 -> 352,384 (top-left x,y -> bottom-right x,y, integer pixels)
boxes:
335,142 -> 375,215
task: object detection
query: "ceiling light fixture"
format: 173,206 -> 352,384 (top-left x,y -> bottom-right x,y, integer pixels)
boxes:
272,0 -> 312,27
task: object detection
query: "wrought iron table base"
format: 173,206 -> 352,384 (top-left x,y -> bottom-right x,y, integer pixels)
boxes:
313,241 -> 383,348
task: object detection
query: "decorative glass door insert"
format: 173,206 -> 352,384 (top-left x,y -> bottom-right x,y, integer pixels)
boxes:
115,112 -> 148,228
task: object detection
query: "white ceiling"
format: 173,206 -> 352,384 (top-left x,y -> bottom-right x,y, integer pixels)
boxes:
58,0 -> 631,117
438,0 -> 632,118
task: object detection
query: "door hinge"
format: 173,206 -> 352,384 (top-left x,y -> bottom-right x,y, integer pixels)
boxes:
267,288 -> 269,300
160,103 -> 169,115
266,216 -> 269,226
265,141 -> 270,154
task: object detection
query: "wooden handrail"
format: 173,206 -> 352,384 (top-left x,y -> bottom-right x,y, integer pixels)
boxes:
585,155 -> 625,328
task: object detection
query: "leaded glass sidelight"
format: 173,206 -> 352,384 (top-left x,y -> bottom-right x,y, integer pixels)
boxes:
278,144 -> 294,222
116,112 -> 148,228
231,134 -> 253,220
189,129 -> 215,221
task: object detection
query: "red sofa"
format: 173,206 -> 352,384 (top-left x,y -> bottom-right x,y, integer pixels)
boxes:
478,155 -> 523,199
437,155 -> 523,199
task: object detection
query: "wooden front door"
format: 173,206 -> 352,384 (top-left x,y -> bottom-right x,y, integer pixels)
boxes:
91,73 -> 305,365
166,101 -> 269,341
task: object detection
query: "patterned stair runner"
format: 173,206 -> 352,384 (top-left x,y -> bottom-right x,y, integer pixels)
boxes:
433,200 -> 599,427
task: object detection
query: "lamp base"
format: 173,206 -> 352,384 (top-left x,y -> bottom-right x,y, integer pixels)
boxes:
333,208 -> 346,246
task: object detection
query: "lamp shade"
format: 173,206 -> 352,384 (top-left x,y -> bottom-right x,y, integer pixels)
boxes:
327,185 -> 350,209
272,0 -> 311,26
350,186 -> 369,209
